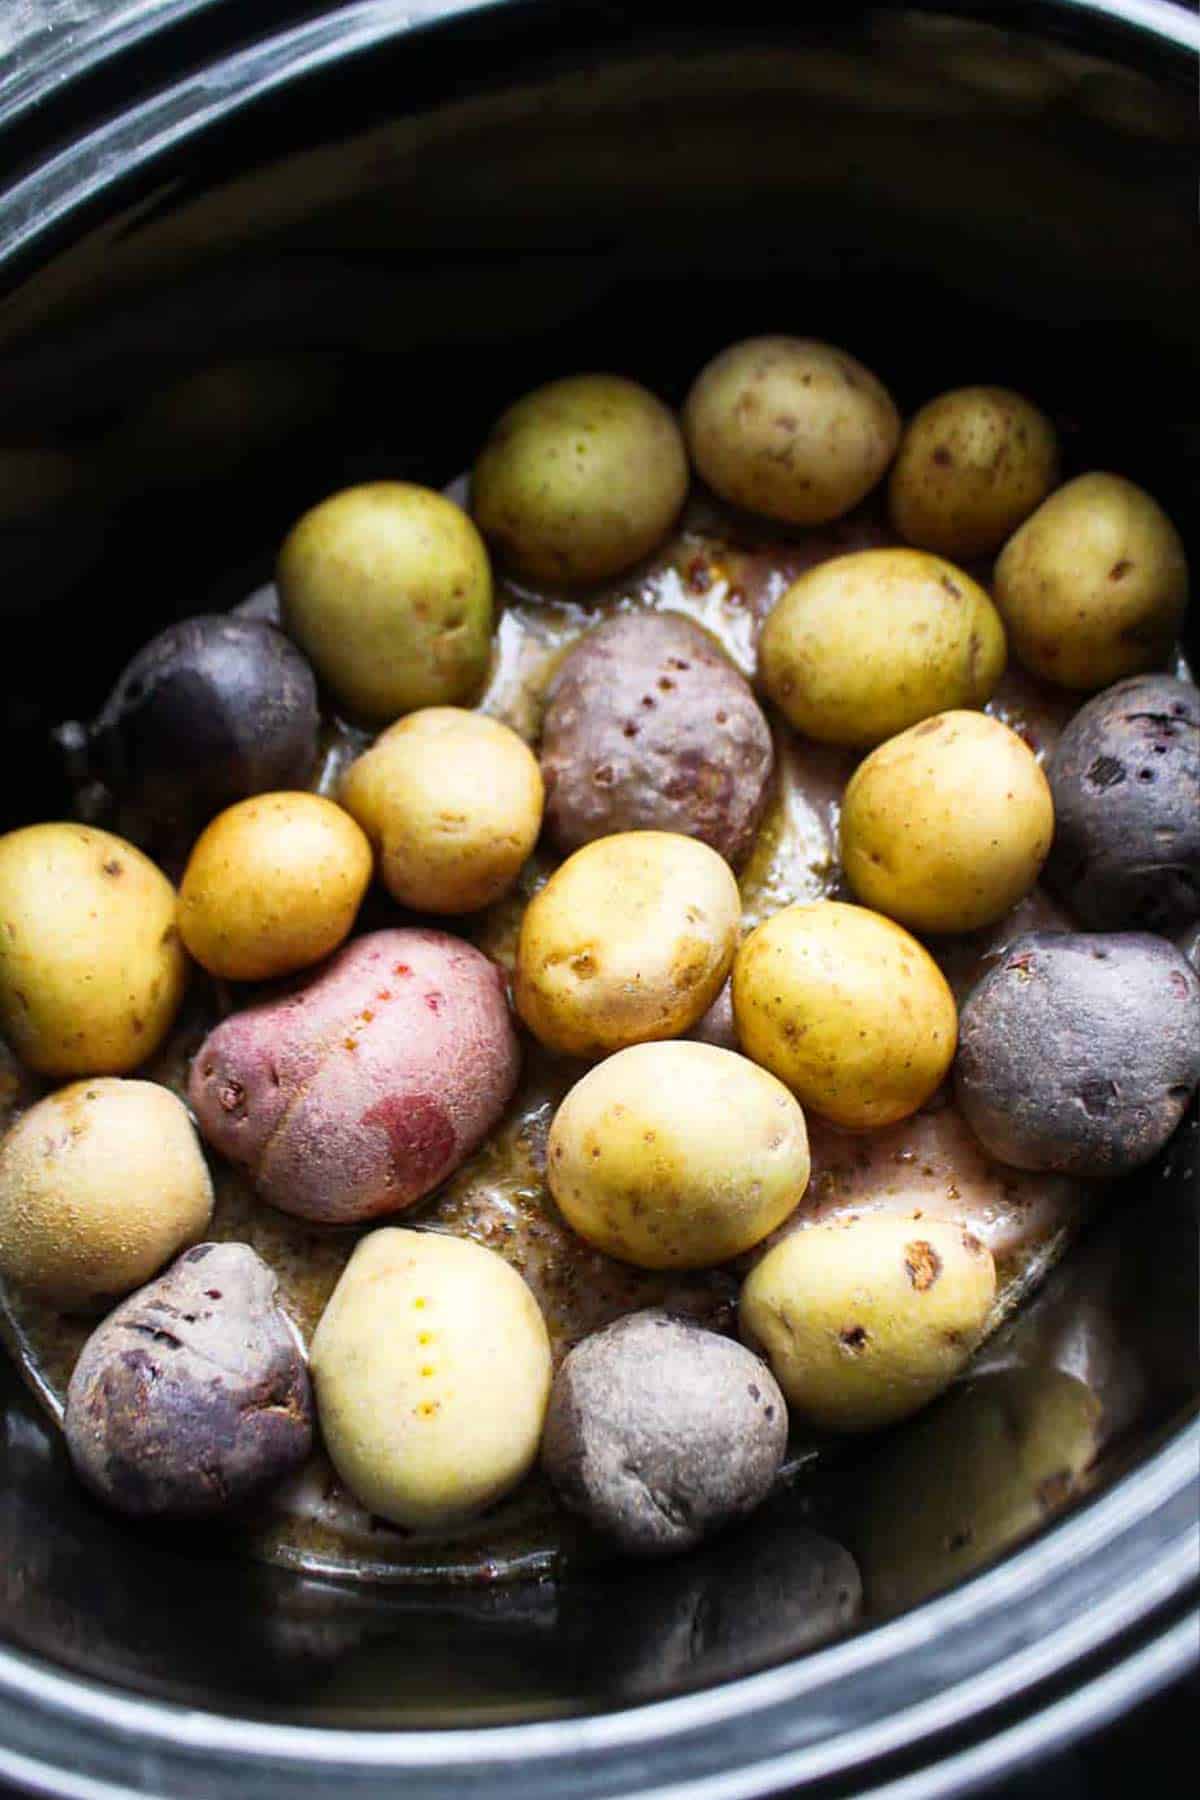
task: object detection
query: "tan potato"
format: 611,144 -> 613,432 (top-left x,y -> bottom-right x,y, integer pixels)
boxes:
277,482 -> 493,724
993,472 -> 1188,689
547,1041 -> 810,1269
514,831 -> 740,1058
470,374 -> 688,586
0,1080 -> 213,1309
310,1228 -> 552,1530
740,1216 -> 996,1432
732,901 -> 957,1128
683,336 -> 900,525
341,708 -> 543,914
887,386 -> 1059,560
840,711 -> 1054,933
759,548 -> 1006,747
0,824 -> 187,1078
178,792 -> 371,981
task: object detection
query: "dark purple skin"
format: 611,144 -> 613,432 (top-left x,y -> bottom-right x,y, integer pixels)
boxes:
954,931 -> 1200,1178
64,1243 -> 313,1521
539,612 -> 774,867
1044,675 -> 1200,933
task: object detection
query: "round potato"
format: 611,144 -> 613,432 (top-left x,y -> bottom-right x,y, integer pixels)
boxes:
840,711 -> 1054,933
310,1228 -> 552,1530
179,792 -> 372,980
514,831 -> 740,1058
887,386 -> 1059,560
470,374 -> 688,586
993,472 -> 1188,690
546,1040 -> 810,1268
0,824 -> 187,1078
759,548 -> 1006,747
277,482 -> 493,723
683,336 -> 900,526
732,901 -> 957,1128
740,1216 -> 996,1432
0,1080 -> 213,1309
341,708 -> 543,914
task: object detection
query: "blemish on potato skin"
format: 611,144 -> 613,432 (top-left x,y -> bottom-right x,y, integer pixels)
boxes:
904,1240 -> 942,1290
839,1324 -> 869,1352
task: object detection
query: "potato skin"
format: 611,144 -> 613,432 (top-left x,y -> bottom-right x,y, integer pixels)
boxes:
310,1228 -> 552,1530
0,1080 -> 213,1310
683,336 -> 900,526
547,1041 -> 810,1269
514,831 -> 740,1058
759,548 -> 1006,747
953,930 -> 1200,1176
840,710 -> 1054,933
539,613 -> 773,866
993,472 -> 1188,690
64,1242 -> 313,1519
470,374 -> 688,586
740,1217 -> 996,1432
341,708 -> 543,914
732,901 -> 957,1128
179,792 -> 372,980
277,482 -> 493,724
887,386 -> 1059,560
189,928 -> 520,1223
1044,675 -> 1200,933
541,1310 -> 787,1556
0,824 -> 187,1078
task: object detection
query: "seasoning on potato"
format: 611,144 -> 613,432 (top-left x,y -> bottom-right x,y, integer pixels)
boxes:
514,831 -> 740,1058
839,710 -> 1054,933
341,708 -> 543,914
732,901 -> 957,1128
310,1227 -> 552,1530
758,548 -> 1006,747
277,481 -> 493,724
546,1040 -> 810,1268
0,823 -> 188,1078
993,472 -> 1188,690
740,1216 -> 997,1432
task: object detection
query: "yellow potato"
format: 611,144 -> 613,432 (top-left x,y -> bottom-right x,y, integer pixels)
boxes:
683,336 -> 900,525
277,482 -> 493,723
732,901 -> 957,1128
310,1228 -> 552,1530
513,831 -> 740,1057
547,1041 -> 810,1268
840,711 -> 1054,933
993,472 -> 1188,689
178,792 -> 371,981
0,824 -> 187,1078
740,1216 -> 996,1431
341,708 -> 543,914
888,386 -> 1059,559
0,1080 -> 213,1309
758,548 -> 1005,746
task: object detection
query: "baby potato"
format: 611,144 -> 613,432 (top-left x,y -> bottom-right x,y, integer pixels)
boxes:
310,1227 -> 552,1530
546,1040 -> 810,1268
732,901 -> 957,1129
759,548 -> 1006,747
683,336 -> 900,526
993,472 -> 1188,690
0,824 -> 187,1077
887,386 -> 1059,560
470,374 -> 688,586
740,1216 -> 996,1432
514,831 -> 740,1058
0,1080 -> 213,1309
278,482 -> 493,724
840,711 -> 1054,933
179,792 -> 371,981
341,708 -> 543,914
